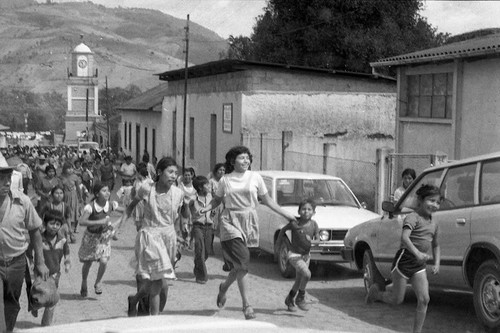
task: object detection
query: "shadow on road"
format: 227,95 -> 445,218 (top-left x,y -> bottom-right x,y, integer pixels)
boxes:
307,284 -> 485,333
103,279 -> 136,287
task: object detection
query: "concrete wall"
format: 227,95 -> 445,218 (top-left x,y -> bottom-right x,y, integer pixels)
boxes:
120,110 -> 162,163
164,92 -> 243,175
460,57 -> 500,158
166,68 -> 395,95
241,91 -> 396,210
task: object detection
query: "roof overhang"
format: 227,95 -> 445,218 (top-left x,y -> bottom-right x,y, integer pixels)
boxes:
157,59 -> 395,82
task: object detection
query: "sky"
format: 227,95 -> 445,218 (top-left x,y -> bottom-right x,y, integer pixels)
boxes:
41,0 -> 500,39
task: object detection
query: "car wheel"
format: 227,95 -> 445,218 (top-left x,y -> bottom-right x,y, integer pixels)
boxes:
362,249 -> 385,293
278,237 -> 295,278
473,260 -> 500,328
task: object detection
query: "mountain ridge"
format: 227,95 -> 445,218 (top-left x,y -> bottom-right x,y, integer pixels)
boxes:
0,1 -> 228,94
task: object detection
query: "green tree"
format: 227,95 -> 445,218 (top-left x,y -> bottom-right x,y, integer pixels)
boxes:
0,89 -> 66,132
232,0 -> 449,73
98,84 -> 142,119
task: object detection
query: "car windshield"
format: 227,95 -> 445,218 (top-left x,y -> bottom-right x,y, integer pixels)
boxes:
275,178 -> 359,207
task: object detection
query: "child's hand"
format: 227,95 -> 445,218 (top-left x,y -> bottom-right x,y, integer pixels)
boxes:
431,264 -> 440,275
418,252 -> 430,263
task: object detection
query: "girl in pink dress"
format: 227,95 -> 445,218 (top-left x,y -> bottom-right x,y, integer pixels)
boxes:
123,157 -> 188,316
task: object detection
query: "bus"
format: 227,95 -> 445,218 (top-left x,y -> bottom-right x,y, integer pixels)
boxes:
78,141 -> 99,156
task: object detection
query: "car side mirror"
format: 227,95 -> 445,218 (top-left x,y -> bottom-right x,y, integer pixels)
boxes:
382,201 -> 395,213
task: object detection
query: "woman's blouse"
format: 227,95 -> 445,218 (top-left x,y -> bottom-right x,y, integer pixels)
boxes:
215,171 -> 267,210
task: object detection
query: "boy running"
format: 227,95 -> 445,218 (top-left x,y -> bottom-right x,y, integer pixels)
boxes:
277,198 -> 319,312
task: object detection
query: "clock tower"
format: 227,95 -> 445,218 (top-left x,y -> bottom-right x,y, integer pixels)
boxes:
65,41 -> 100,144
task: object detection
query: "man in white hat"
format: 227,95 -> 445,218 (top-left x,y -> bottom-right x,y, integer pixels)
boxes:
0,166 -> 48,332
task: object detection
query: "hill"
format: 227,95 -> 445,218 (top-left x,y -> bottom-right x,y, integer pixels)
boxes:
0,1 -> 228,93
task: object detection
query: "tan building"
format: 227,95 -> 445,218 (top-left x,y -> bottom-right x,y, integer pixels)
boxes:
119,60 -> 396,209
371,31 -> 500,162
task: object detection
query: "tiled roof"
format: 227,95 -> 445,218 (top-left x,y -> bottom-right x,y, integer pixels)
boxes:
371,32 -> 500,67
117,83 -> 168,112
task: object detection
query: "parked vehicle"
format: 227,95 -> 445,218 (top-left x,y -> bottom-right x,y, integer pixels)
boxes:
78,141 -> 99,156
256,170 -> 379,277
342,151 -> 500,329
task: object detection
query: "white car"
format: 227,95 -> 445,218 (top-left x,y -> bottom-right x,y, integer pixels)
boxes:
256,171 -> 380,277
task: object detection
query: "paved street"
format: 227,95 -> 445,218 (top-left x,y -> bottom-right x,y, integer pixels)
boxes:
13,204 -> 487,333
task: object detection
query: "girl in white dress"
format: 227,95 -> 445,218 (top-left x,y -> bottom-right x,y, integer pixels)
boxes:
201,146 -> 296,320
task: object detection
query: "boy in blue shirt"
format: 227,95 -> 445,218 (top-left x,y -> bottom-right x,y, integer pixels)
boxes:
277,198 -> 319,312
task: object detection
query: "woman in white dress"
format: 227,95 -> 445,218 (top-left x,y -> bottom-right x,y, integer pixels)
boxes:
201,146 -> 296,320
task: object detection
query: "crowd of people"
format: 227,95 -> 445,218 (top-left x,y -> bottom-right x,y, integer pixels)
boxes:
0,143 -> 436,333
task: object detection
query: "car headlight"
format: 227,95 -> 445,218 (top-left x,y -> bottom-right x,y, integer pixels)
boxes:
319,230 -> 330,241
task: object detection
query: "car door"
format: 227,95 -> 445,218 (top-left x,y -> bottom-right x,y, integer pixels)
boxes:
377,169 -> 445,277
428,163 -> 477,289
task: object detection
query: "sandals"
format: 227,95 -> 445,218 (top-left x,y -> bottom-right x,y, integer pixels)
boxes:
94,284 -> 103,295
216,283 -> 227,308
243,305 -> 256,320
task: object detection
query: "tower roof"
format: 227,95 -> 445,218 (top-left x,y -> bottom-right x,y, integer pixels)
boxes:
73,43 -> 92,54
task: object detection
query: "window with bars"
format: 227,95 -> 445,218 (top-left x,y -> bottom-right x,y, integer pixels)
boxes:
402,73 -> 453,119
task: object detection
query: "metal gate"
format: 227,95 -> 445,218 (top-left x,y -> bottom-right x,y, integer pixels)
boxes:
385,152 -> 449,202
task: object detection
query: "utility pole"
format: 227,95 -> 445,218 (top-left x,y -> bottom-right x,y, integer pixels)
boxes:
85,88 -> 89,141
106,76 -> 110,155
182,14 -> 190,171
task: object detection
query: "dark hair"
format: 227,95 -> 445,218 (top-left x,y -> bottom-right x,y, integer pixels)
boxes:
155,157 -> 178,182
402,168 -> 416,179
142,154 -> 150,163
183,167 -> 196,177
92,181 -> 108,197
137,162 -> 149,178
193,175 -> 209,192
43,209 -> 64,226
224,146 -> 252,174
299,198 -> 316,212
212,163 -> 225,176
62,162 -> 73,174
416,184 -> 441,201
45,165 -> 56,175
50,185 -> 64,196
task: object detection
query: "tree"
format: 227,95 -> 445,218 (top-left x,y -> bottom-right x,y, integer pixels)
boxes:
98,84 -> 142,119
0,89 -> 66,132
232,0 -> 449,73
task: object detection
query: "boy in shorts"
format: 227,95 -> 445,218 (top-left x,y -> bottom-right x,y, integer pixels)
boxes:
276,198 -> 319,311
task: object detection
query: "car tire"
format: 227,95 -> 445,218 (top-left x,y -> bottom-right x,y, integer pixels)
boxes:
278,237 -> 295,278
473,260 -> 500,328
362,249 -> 385,294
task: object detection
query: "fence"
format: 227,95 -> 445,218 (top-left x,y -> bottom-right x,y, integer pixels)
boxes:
242,133 -> 378,211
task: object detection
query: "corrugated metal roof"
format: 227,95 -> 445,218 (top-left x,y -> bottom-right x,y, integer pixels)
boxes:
117,83 -> 168,112
371,32 -> 500,67
156,59 -> 395,82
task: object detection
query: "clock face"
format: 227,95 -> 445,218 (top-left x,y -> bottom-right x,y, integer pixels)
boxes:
78,59 -> 88,68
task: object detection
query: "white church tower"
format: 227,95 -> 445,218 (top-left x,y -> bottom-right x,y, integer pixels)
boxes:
65,39 -> 100,144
